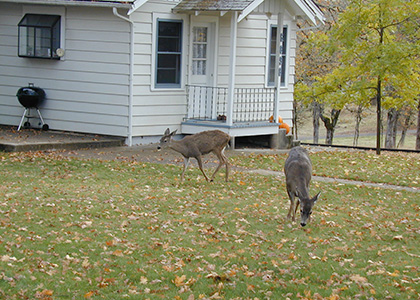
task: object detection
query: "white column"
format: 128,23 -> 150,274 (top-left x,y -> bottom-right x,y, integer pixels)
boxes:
226,11 -> 238,127
274,10 -> 284,124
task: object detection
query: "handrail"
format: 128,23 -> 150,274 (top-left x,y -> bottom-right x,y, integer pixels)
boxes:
185,85 -> 276,123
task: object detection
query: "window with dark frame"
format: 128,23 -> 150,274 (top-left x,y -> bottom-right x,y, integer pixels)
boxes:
268,25 -> 288,87
18,14 -> 61,59
156,19 -> 183,88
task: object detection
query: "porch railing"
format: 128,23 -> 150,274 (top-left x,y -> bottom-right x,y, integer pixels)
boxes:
185,85 -> 277,123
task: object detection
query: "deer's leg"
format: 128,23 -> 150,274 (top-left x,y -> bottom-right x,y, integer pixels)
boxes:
210,149 -> 229,182
222,148 -> 229,182
286,189 -> 295,221
181,157 -> 190,181
294,199 -> 300,222
195,155 -> 210,182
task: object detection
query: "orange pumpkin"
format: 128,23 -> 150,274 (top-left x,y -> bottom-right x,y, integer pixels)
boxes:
269,115 -> 283,124
279,122 -> 290,134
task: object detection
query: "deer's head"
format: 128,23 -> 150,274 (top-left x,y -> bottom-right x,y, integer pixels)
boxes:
298,192 -> 320,227
157,128 -> 177,150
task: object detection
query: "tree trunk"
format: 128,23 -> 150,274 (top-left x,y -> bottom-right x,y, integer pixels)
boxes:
376,76 -> 382,155
416,101 -> 420,150
397,110 -> 411,148
312,101 -> 321,144
353,105 -> 363,147
320,109 -> 341,145
293,100 -> 298,140
385,108 -> 399,149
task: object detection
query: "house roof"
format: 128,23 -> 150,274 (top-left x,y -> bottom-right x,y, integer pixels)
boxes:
172,0 -> 254,12
292,0 -> 324,24
1,0 -> 324,24
173,0 -> 325,25
0,0 -> 134,8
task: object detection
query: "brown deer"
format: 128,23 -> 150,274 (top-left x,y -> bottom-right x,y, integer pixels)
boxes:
157,129 -> 230,182
284,146 -> 320,227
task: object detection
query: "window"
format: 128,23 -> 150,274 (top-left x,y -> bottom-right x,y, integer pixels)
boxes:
155,19 -> 183,88
268,25 -> 288,87
18,14 -> 61,59
192,26 -> 207,75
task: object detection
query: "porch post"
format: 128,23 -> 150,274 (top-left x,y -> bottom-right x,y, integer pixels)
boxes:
226,11 -> 238,127
274,9 -> 284,124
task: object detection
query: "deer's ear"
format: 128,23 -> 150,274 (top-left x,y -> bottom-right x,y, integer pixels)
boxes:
170,130 -> 178,136
313,192 -> 321,203
164,128 -> 170,135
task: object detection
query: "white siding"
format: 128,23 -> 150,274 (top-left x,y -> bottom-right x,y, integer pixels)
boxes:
0,3 -> 130,136
0,0 -> 299,140
130,0 -> 189,137
216,11 -> 297,125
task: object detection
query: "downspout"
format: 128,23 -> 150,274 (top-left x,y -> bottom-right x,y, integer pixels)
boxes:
226,11 -> 238,127
113,7 -> 134,146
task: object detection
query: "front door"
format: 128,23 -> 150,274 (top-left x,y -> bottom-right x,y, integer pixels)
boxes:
189,22 -> 216,119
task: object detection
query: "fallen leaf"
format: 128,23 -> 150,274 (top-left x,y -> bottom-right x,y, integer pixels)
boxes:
84,291 -> 95,298
112,249 -> 124,257
350,274 -> 368,284
244,271 -> 255,277
140,276 -> 148,284
82,259 -> 90,269
41,290 -> 53,296
173,275 -> 186,287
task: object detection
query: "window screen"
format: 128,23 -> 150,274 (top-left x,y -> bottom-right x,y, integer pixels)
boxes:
268,25 -> 288,87
156,20 -> 183,87
18,14 -> 61,59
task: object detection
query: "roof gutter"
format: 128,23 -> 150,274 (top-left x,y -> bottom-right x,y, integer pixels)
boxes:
295,22 -> 323,32
113,7 -> 134,146
2,0 -> 131,8
128,0 -> 149,15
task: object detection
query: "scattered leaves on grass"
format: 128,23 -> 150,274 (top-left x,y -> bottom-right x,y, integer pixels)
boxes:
0,150 -> 419,299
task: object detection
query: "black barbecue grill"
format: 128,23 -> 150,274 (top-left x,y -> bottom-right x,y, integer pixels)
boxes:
16,84 -> 49,131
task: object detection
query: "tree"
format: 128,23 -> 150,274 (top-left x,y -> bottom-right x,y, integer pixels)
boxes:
397,107 -> 415,148
385,108 -> 399,148
296,0 -> 420,152
347,103 -> 367,146
320,108 -> 341,145
295,0 -> 347,144
416,101 -> 420,150
325,0 -> 420,154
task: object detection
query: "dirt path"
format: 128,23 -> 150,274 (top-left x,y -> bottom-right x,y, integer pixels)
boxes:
60,145 -> 420,193
247,169 -> 420,193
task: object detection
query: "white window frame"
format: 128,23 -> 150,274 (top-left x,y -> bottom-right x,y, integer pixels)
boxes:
266,20 -> 290,88
21,5 -> 66,60
151,13 -> 188,91
188,16 -> 219,87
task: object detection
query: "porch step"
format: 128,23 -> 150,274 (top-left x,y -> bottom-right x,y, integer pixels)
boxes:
0,126 -> 125,152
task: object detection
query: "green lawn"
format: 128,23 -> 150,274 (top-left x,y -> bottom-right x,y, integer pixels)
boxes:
312,133 -> 418,150
230,149 -> 420,188
0,150 -> 419,299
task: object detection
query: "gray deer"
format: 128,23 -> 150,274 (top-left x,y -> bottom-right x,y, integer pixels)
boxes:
284,146 -> 320,226
157,129 -> 230,182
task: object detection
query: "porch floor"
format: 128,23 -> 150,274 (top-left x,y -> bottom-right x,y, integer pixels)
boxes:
181,120 -> 283,149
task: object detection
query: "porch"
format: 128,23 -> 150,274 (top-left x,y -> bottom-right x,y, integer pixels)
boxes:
181,85 -> 283,148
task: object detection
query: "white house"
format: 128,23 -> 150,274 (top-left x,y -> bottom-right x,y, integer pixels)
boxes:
0,0 -> 324,146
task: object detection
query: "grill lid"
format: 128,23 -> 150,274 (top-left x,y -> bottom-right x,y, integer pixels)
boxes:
16,86 -> 46,108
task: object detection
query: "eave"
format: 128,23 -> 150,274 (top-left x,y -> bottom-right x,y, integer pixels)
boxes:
172,0 -> 325,25
0,0 -> 133,8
